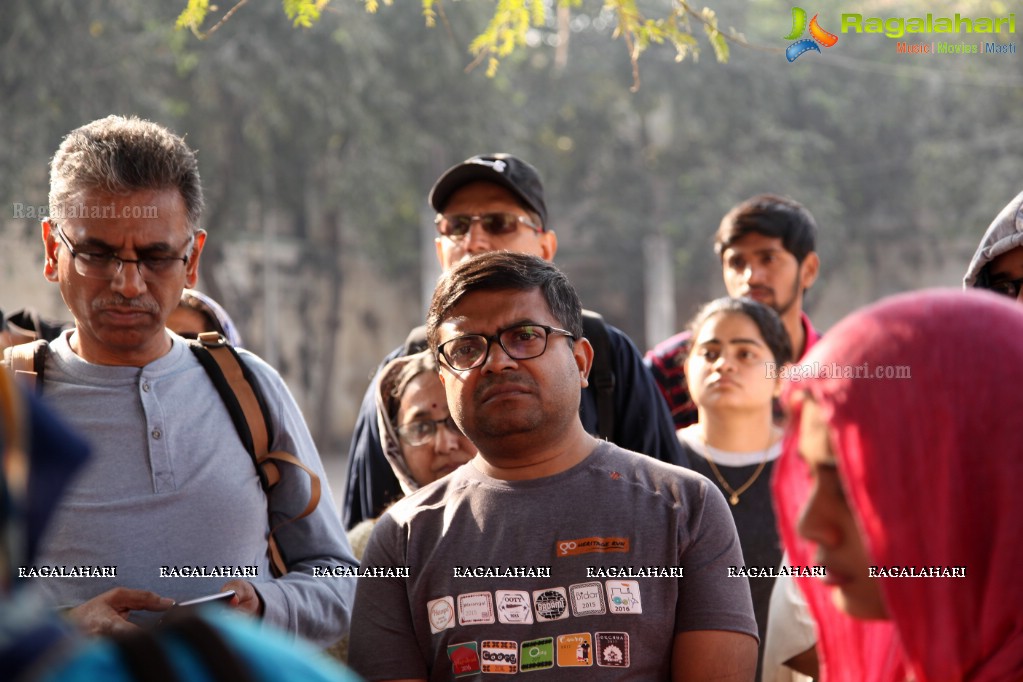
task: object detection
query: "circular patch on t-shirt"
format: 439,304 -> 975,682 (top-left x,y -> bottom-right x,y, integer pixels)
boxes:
532,588 -> 569,621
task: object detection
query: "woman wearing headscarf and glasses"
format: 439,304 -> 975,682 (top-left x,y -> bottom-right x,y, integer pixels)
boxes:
344,350 -> 476,557
328,351 -> 475,664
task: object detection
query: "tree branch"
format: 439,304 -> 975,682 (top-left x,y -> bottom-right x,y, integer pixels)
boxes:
189,0 -> 252,40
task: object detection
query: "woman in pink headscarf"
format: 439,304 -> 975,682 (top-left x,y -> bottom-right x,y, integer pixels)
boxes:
773,289 -> 1023,681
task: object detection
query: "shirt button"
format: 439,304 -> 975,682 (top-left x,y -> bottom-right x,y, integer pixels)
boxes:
152,429 -> 162,440
142,382 -> 151,392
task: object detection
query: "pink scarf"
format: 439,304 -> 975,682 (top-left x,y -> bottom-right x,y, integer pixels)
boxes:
773,289 -> 1023,681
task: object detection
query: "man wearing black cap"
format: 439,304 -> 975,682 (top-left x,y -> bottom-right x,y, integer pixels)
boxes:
427,154 -> 556,269
342,154 -> 686,529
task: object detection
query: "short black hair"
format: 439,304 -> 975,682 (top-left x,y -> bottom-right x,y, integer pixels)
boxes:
714,194 -> 817,264
686,296 -> 793,366
426,252 -> 582,353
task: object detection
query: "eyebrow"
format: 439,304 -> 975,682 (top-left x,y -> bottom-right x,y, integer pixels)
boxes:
403,404 -> 442,418
988,270 -> 1022,282
443,318 -> 544,336
74,235 -> 179,255
696,337 -> 765,347
725,247 -> 783,258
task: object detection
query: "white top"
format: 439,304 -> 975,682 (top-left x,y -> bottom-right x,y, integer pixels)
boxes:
761,556 -> 816,682
676,425 -> 783,467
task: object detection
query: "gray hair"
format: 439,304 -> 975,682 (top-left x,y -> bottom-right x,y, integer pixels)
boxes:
49,115 -> 204,230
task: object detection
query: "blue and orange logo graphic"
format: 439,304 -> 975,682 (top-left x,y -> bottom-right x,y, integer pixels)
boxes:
784,7 -> 838,61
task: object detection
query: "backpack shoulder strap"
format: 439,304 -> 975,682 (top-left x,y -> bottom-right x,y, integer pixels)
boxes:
3,340 -> 49,395
189,333 -> 271,482
581,310 -> 615,441
188,332 -> 321,577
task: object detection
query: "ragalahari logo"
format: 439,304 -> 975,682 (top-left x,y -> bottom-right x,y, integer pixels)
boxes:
784,7 -> 839,61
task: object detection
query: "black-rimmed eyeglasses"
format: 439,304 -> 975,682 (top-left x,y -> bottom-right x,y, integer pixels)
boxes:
55,223 -> 193,281
438,323 -> 576,371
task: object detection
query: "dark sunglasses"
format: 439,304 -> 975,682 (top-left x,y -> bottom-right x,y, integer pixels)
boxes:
434,212 -> 541,239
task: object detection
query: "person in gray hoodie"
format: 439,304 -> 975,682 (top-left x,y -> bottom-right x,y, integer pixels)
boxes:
963,189 -> 1023,301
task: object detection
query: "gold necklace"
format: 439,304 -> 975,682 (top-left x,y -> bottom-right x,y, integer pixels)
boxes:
699,434 -> 774,506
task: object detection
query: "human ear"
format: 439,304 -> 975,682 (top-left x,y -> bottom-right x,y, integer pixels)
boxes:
799,252 -> 820,292
573,337 -> 594,387
42,220 -> 59,282
184,230 -> 207,289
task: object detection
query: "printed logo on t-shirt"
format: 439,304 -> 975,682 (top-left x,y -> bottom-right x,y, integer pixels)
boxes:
556,536 -> 630,557
606,579 -> 643,614
457,591 -> 495,625
595,632 -> 630,668
496,590 -> 534,624
447,641 -> 481,677
520,637 -> 555,672
481,640 -> 519,674
556,633 -> 594,667
569,581 -> 607,616
532,587 -> 569,621
427,596 -> 456,633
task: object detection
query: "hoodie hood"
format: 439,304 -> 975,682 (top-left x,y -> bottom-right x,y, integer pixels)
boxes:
963,189 -> 1023,289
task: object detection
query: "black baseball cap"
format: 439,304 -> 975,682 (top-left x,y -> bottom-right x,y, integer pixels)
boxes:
428,154 -> 548,229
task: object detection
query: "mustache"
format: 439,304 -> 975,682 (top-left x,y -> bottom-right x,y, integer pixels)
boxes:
473,373 -> 539,400
92,294 -> 159,314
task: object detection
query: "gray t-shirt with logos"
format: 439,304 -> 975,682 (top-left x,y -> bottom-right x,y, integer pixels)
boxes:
349,440 -> 756,680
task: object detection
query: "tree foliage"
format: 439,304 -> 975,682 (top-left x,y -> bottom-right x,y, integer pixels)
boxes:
174,0 -> 746,89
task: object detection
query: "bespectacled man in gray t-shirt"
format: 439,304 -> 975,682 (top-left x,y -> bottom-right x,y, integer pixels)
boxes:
349,252 -> 758,681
